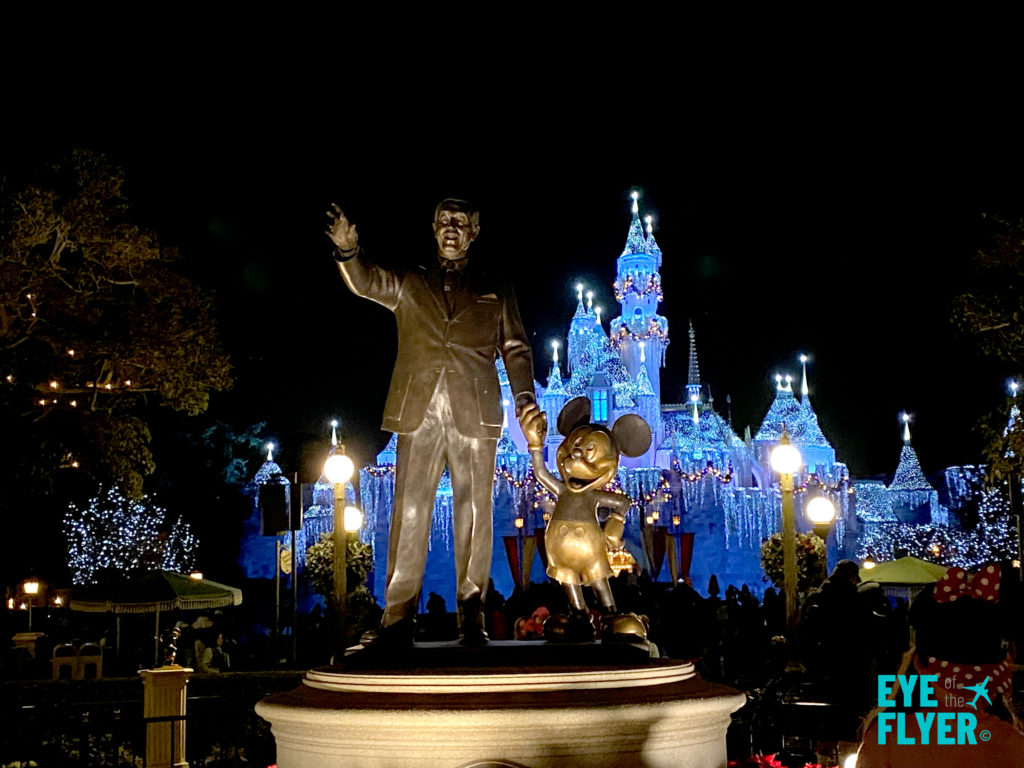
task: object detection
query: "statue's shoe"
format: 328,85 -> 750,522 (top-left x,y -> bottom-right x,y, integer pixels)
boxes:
601,612 -> 648,643
458,625 -> 490,646
543,612 -> 596,643
359,616 -> 416,650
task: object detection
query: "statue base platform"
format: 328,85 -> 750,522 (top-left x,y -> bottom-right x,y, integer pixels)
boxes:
256,641 -> 745,768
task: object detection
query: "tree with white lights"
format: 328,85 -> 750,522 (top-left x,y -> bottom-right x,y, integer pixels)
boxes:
63,486 -> 197,585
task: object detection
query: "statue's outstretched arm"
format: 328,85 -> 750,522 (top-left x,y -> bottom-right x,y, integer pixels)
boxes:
499,285 -> 535,415
326,203 -> 402,310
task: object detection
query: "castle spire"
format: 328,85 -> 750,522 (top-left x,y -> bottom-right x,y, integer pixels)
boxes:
687,320 -> 701,387
645,214 -> 662,267
889,412 -> 933,491
686,320 -> 703,410
544,341 -> 567,396
795,359 -> 831,448
622,190 -> 647,256
573,283 -> 587,318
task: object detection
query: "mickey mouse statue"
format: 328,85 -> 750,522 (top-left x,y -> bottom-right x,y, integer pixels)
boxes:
520,396 -> 652,643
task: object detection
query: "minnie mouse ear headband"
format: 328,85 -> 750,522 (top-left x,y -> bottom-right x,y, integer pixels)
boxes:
910,564 -> 1007,667
935,564 -> 1000,603
556,397 -> 652,458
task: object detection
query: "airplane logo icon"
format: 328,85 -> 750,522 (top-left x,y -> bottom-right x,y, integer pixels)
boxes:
963,677 -> 992,710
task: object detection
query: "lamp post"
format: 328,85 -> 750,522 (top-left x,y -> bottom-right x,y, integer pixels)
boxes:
324,449 -> 355,644
22,578 -> 40,632
770,428 -> 802,630
513,515 -> 526,589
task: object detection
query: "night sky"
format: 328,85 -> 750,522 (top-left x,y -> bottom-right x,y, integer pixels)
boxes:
6,50 -> 1024,491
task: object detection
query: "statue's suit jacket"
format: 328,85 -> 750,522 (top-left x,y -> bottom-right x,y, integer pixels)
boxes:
337,251 -> 535,439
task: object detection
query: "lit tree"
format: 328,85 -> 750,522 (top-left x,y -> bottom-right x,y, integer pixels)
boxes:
760,532 -> 828,593
305,532 -> 377,642
0,150 -> 232,498
951,214 -> 1024,482
63,486 -> 198,585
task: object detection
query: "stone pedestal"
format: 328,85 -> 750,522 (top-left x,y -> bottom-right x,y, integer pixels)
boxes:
140,665 -> 193,768
257,642 -> 745,768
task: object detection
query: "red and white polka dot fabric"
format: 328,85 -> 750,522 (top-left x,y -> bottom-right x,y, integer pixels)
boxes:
934,563 -> 1001,603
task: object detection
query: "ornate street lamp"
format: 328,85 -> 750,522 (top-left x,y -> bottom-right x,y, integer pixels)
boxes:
805,495 -> 837,585
324,428 -> 356,630
805,496 -> 837,541
770,427 -> 802,629
22,578 -> 41,632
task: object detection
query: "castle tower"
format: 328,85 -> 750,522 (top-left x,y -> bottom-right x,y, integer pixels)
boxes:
540,344 -> 569,467
794,354 -> 836,475
752,374 -> 804,474
686,320 -> 702,412
567,285 -> 600,373
888,413 -> 939,524
609,192 -> 669,406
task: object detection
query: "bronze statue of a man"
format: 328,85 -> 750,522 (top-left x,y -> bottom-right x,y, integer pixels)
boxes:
327,199 -> 536,646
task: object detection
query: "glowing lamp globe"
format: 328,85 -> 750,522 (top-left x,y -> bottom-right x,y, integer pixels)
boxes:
805,496 -> 836,525
324,454 -> 354,485
863,556 -> 877,570
770,443 -> 801,475
343,506 -> 364,533
23,579 -> 40,596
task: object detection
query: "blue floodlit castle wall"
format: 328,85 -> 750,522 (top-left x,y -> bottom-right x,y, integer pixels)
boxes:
238,195 -> 1017,609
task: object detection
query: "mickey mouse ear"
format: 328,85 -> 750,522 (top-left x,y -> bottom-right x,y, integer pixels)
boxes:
557,397 -> 592,436
611,414 -> 652,457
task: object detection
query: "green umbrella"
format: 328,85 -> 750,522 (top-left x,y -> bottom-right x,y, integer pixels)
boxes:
860,556 -> 947,585
71,571 -> 242,666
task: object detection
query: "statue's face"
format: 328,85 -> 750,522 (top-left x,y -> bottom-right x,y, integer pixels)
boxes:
556,426 -> 618,494
434,207 -> 478,261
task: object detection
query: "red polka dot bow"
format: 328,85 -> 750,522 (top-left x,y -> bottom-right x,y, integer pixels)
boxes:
934,564 -> 1001,603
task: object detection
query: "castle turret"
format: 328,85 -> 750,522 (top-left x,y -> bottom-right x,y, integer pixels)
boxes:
888,413 -> 939,524
686,320 -> 702,406
609,191 -> 669,407
540,344 -> 569,468
794,353 -> 836,475
567,285 -> 600,373
752,374 -> 804,474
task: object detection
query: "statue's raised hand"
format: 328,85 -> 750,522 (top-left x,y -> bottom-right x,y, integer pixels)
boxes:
326,203 -> 359,253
